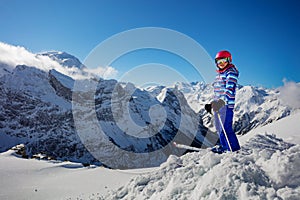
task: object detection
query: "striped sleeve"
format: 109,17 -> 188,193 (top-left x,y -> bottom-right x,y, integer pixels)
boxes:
225,70 -> 239,106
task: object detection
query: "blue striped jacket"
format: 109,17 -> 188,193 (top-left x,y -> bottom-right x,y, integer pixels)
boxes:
213,64 -> 239,109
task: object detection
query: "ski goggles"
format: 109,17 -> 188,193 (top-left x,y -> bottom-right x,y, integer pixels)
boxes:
215,58 -> 229,65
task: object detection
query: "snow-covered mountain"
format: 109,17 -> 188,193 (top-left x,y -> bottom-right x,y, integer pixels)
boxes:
0,43 -> 214,169
148,82 -> 297,135
0,41 -> 299,169
0,42 -> 113,80
0,64 -> 208,168
0,65 -> 98,164
70,78 -> 215,168
39,51 -> 86,69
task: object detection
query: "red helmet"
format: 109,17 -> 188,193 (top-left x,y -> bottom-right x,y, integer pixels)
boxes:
215,50 -> 232,62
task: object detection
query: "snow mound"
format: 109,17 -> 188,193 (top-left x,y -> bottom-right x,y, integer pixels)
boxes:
104,134 -> 300,200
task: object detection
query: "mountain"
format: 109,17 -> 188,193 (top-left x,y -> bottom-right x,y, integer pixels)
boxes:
39,51 -> 86,69
71,78 -> 214,168
0,42 -> 298,169
147,82 -> 297,135
0,65 -> 98,164
0,42 -> 99,80
0,43 -> 214,169
0,65 -> 206,168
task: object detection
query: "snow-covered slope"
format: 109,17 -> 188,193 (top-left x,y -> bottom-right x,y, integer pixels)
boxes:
0,150 -> 138,200
240,111 -> 300,145
1,65 -> 70,107
1,112 -> 299,200
102,112 -> 300,200
105,135 -> 299,200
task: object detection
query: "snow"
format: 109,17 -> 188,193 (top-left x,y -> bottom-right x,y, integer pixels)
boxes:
49,69 -> 75,89
39,51 -> 85,69
240,111 -> 300,145
0,150 -> 153,200
1,112 -> 299,199
104,134 -> 300,200
1,65 -> 71,109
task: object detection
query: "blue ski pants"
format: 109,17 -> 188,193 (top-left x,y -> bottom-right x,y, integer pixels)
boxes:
214,106 -> 240,152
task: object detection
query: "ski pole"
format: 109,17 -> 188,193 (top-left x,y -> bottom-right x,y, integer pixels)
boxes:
173,142 -> 203,152
216,112 -> 233,152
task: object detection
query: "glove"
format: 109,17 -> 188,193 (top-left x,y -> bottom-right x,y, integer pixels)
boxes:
211,99 -> 225,113
204,104 -> 212,114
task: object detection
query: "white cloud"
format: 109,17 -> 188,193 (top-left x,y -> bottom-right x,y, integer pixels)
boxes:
83,66 -> 118,79
278,79 -> 300,109
0,42 -> 118,80
0,42 -> 62,71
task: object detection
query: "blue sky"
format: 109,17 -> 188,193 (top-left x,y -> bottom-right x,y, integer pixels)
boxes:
1,0 -> 299,88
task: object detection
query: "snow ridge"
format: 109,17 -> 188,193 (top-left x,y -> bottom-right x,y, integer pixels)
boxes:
104,134 -> 300,200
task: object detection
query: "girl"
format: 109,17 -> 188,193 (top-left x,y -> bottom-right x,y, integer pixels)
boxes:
205,50 -> 241,153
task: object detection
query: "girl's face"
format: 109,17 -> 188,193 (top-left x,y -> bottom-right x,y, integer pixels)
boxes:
216,58 -> 229,69
218,61 -> 228,69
